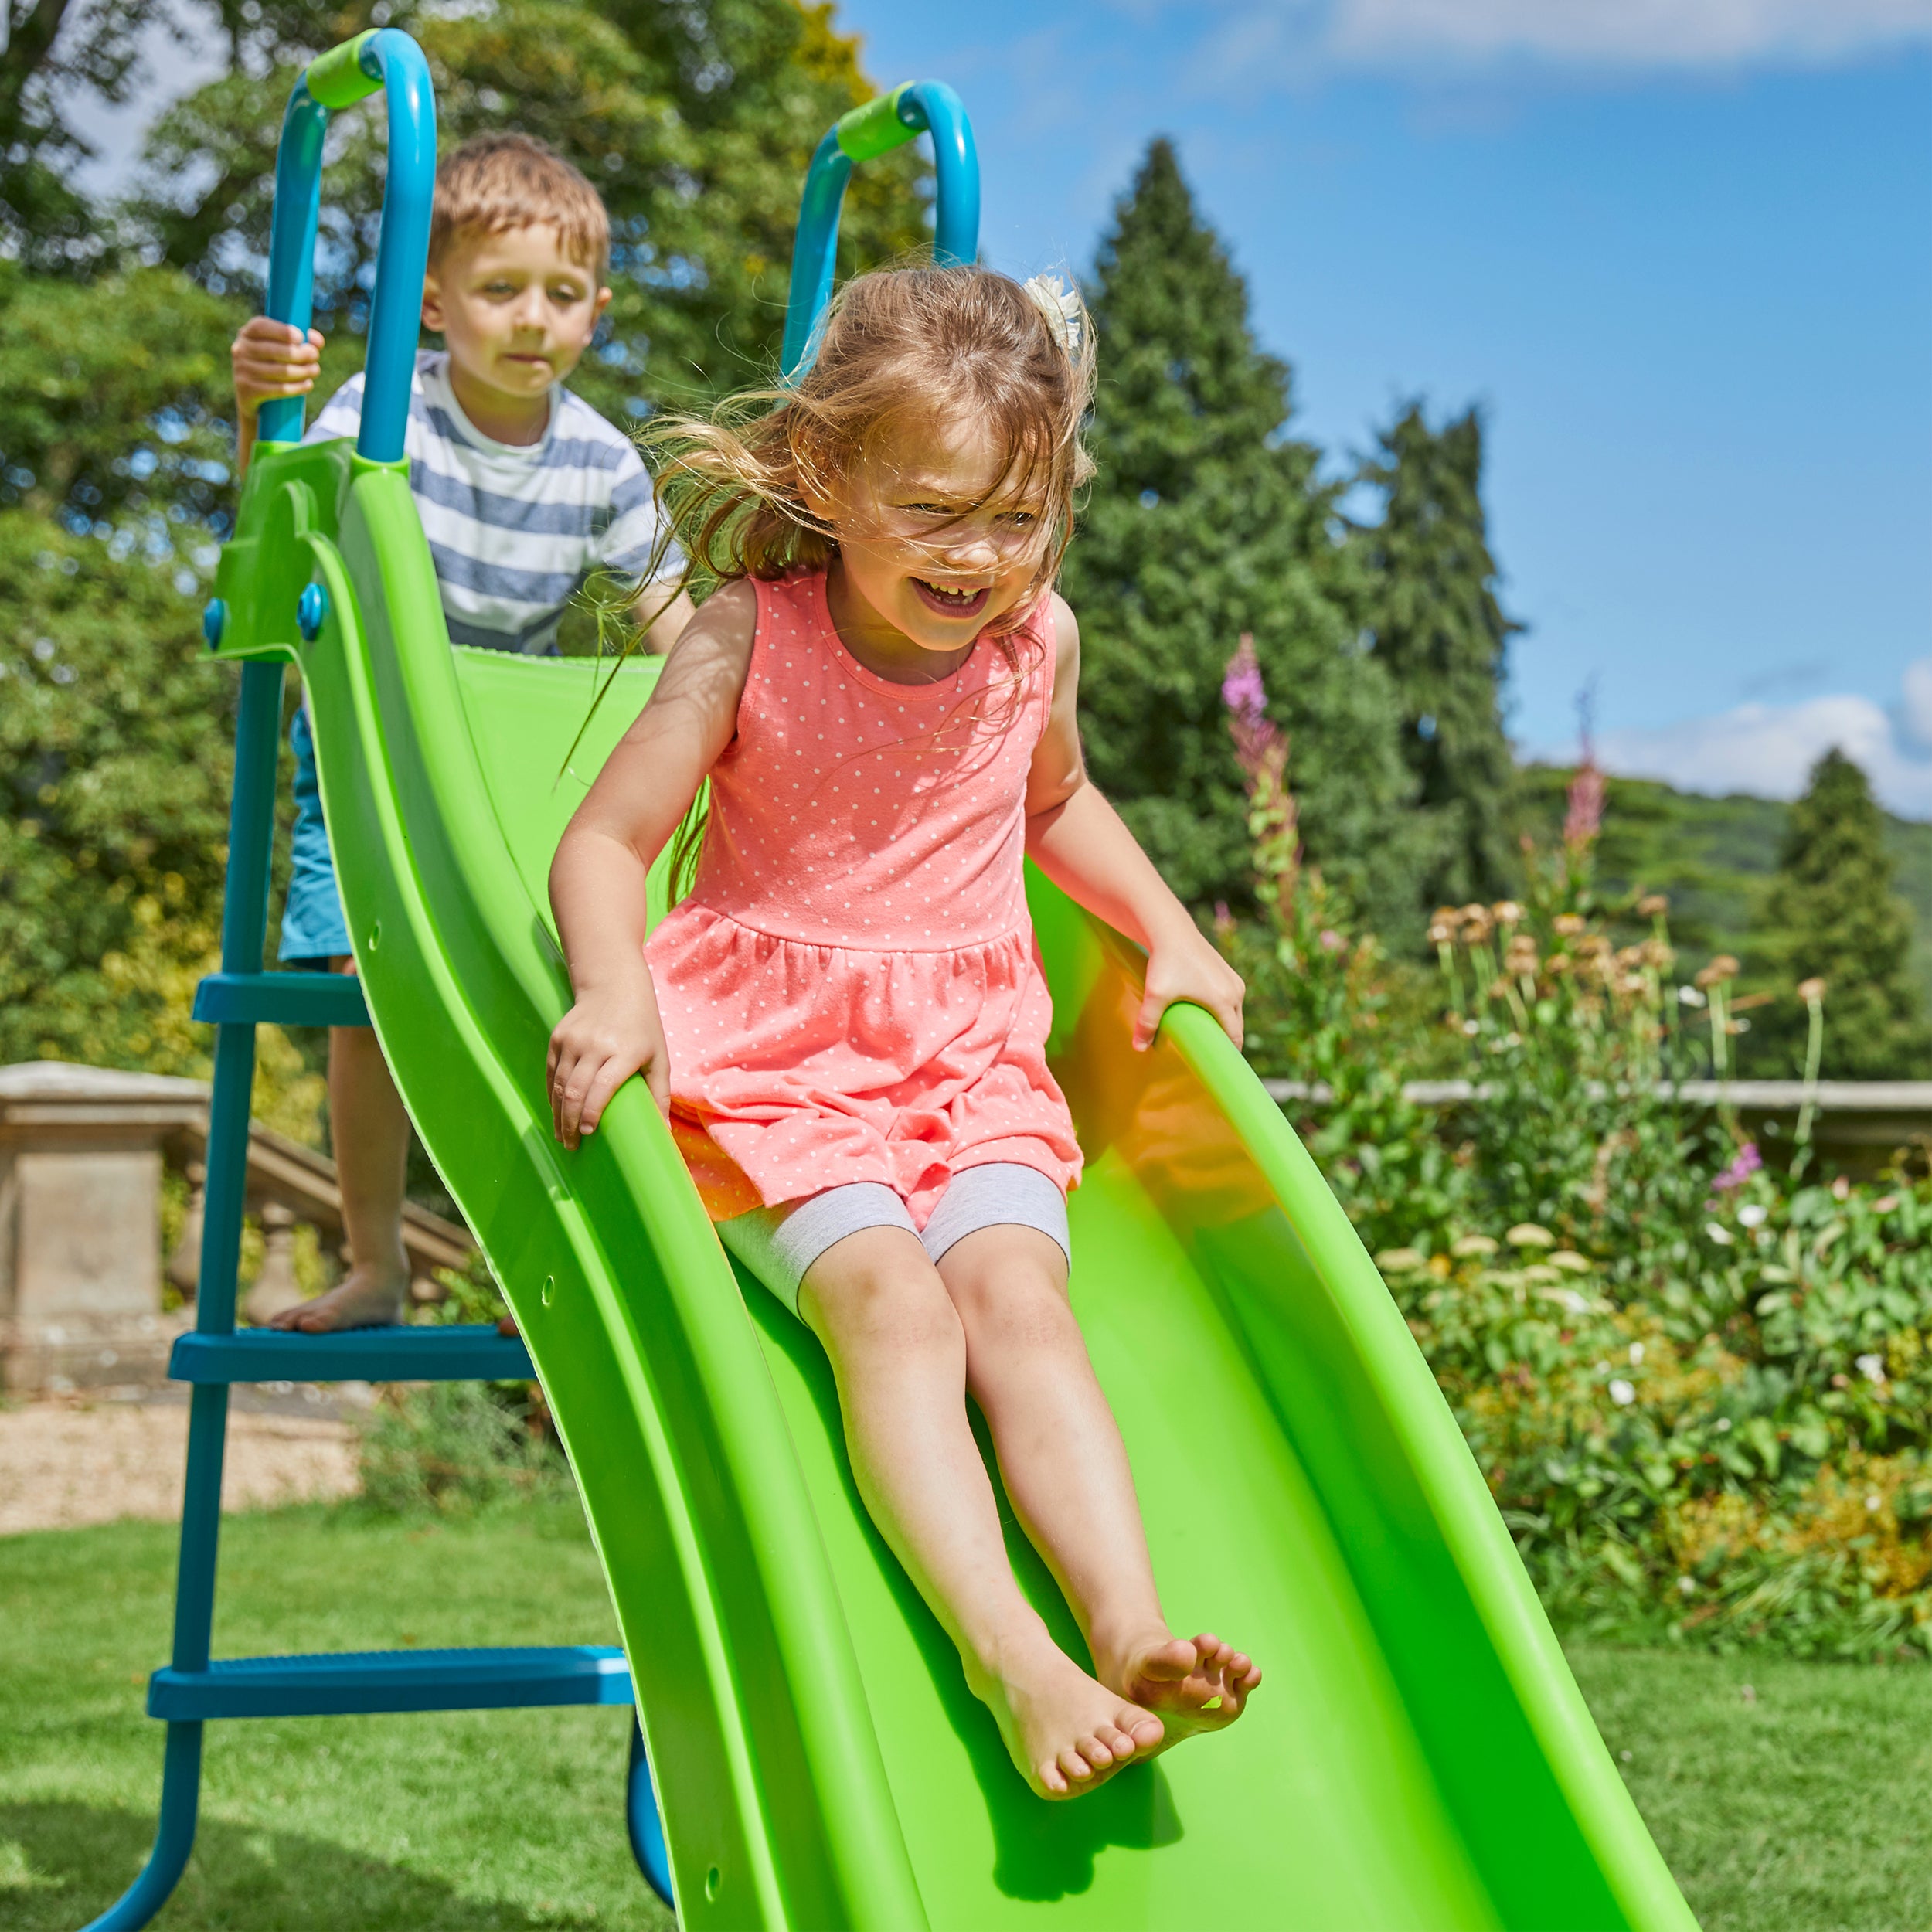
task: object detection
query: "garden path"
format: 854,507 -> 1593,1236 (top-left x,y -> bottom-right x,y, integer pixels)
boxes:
0,1392 -> 359,1533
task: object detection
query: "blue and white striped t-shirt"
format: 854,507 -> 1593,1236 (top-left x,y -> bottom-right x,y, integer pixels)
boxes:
304,349 -> 675,655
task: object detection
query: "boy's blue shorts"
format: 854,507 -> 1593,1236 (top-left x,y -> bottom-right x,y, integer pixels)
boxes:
278,705 -> 352,965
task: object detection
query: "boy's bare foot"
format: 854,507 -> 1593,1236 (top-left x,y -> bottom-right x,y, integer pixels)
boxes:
973,1634 -> 1166,1800
1096,1628 -> 1262,1747
267,1260 -> 409,1332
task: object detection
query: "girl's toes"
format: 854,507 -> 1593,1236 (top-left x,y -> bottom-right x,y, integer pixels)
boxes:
1059,1747 -> 1095,1784
1078,1733 -> 1115,1770
1097,1723 -> 1138,1762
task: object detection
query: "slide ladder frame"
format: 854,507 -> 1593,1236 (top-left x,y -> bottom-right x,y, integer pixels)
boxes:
82,32 -> 671,1929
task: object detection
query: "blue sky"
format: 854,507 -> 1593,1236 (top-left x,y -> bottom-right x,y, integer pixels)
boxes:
88,2 -> 1932,811
834,0 -> 1932,809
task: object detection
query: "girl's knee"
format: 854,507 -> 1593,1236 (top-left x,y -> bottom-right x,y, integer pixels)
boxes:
951,1265 -> 1081,1357
804,1250 -> 964,1359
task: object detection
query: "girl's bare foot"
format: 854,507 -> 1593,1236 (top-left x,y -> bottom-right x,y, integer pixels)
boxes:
1096,1628 -> 1262,1747
266,1260 -> 409,1332
973,1634 -> 1166,1799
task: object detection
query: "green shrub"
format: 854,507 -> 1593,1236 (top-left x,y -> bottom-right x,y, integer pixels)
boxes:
355,1381 -> 567,1519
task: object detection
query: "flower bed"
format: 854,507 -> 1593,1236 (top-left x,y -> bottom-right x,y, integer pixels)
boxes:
1216,644 -> 1932,1656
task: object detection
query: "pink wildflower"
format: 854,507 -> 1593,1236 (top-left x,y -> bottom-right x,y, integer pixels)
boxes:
1564,757 -> 1606,850
1223,632 -> 1284,781
1711,1143 -> 1762,1193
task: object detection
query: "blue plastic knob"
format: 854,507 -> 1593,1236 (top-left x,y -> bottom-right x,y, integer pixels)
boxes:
202,598 -> 227,649
297,582 -> 328,642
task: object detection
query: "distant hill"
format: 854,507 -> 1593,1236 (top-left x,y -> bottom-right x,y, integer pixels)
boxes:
1515,766 -> 1932,1022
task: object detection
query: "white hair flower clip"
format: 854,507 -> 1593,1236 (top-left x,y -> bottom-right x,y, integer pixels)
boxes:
1022,273 -> 1083,356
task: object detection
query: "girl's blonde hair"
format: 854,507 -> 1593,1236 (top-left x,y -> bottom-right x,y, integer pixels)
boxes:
641,262 -> 1095,624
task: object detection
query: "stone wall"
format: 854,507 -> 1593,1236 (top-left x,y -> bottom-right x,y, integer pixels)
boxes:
0,1062 -> 471,1396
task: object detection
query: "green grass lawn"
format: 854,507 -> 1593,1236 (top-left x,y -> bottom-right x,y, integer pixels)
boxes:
1571,1644 -> 1932,1932
1,1499 -> 668,1930
7,1500 -> 1932,1930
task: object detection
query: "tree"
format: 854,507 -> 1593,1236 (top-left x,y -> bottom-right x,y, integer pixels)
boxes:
131,0 -> 930,412
1060,138 -> 1423,933
0,508 -> 323,1139
0,260 -> 238,549
0,265 -> 323,1134
0,0 -> 153,270
1756,749 -> 1930,1078
1355,401 -> 1518,907
1,509 -> 235,1068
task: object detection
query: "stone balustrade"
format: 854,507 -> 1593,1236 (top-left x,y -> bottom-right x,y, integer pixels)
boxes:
1264,1075 -> 1932,1178
0,1061 -> 473,1396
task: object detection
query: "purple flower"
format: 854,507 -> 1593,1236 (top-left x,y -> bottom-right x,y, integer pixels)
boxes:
1222,652 -> 1267,727
1711,1143 -> 1762,1193
1223,632 -> 1284,781
1564,758 -> 1606,850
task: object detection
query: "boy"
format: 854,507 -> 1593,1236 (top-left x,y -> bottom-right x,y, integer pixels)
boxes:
232,132 -> 692,1332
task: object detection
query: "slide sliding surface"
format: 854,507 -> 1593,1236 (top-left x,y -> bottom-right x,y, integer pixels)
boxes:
218,445 -> 1696,1928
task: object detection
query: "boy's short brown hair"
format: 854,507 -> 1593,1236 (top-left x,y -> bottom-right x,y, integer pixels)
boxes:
430,133 -> 611,283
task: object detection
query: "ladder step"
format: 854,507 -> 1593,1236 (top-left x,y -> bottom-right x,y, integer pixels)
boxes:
170,1324 -> 533,1384
192,970 -> 372,1027
148,1645 -> 632,1720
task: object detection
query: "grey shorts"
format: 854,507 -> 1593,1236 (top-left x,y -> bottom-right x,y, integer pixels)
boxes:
719,1163 -> 1070,1317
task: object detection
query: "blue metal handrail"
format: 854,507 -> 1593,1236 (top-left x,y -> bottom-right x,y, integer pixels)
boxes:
779,79 -> 980,381
256,28 -> 436,461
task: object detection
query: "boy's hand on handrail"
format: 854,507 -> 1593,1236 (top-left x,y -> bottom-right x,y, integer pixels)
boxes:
233,316 -> 324,417
231,317 -> 324,474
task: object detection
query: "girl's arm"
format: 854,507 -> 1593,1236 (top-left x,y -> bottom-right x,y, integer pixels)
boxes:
546,577 -> 756,1144
1024,595 -> 1246,1053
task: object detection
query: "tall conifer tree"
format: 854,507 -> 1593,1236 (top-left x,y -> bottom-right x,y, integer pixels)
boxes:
1062,140 -> 1423,931
1757,749 -> 1930,1077
1355,402 -> 1518,906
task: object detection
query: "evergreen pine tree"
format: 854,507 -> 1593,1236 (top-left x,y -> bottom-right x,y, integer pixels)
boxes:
1060,139 -> 1423,933
1757,749 -> 1930,1077
1355,402 -> 1518,906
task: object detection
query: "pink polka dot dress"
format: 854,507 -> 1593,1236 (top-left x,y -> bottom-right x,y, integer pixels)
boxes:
645,569 -> 1083,1227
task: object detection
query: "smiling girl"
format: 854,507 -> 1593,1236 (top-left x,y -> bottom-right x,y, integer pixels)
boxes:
546,264 -> 1260,1800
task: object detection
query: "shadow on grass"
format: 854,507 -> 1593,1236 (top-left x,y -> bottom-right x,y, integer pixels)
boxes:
0,1801 -> 648,1931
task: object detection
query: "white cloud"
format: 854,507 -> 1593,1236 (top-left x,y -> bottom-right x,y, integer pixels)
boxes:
1331,0 -> 1932,66
1902,657 -> 1932,748
1593,669 -> 1932,816
1187,0 -> 1932,74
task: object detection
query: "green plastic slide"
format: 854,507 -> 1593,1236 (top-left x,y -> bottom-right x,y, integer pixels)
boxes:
210,435 -> 1696,1927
